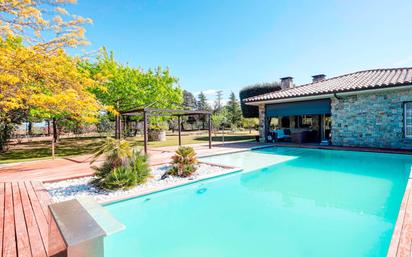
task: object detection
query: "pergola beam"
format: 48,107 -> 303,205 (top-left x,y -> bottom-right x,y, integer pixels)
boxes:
118,107 -> 212,154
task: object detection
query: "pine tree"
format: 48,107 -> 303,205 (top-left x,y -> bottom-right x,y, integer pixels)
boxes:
197,92 -> 210,111
183,90 -> 197,109
226,92 -> 242,127
196,92 -> 211,130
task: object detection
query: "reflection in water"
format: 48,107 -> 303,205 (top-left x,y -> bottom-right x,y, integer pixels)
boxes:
240,149 -> 409,219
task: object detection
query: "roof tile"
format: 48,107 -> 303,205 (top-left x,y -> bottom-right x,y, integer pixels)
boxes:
244,68 -> 412,102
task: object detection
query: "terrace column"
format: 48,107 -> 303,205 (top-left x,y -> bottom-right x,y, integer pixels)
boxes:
258,104 -> 266,143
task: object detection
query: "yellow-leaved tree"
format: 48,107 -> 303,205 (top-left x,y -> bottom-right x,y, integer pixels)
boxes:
0,37 -> 100,153
0,1 -> 100,155
0,0 -> 92,51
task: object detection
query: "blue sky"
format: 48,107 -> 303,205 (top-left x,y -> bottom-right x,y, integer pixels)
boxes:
69,0 -> 412,103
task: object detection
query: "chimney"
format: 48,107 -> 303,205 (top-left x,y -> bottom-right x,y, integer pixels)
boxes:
312,74 -> 326,83
280,76 -> 294,90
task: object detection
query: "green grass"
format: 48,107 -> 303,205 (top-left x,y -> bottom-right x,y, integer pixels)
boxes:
0,131 -> 257,164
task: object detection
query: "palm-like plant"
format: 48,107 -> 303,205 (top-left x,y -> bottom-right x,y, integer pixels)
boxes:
90,137 -> 133,168
90,138 -> 150,190
168,146 -> 198,177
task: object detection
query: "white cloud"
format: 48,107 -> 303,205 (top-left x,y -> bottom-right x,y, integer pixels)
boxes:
207,99 -> 229,107
194,89 -> 219,96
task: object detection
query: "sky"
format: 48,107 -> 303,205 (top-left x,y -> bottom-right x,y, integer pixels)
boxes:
68,0 -> 412,103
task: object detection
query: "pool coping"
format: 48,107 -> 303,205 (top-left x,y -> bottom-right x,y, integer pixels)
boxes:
95,146 -> 274,205
98,166 -> 243,205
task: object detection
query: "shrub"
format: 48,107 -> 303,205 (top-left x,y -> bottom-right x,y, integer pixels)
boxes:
91,138 -> 150,190
99,166 -> 138,190
239,82 -> 281,118
130,151 -> 150,184
168,146 -> 198,177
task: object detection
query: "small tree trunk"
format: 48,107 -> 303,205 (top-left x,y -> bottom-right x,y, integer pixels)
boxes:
52,118 -> 58,143
249,125 -> 252,134
47,120 -> 51,136
28,121 -> 33,136
51,138 -> 55,159
222,127 -> 225,145
51,118 -> 58,159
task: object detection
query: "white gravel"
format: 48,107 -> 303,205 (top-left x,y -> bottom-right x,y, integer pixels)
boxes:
45,163 -> 234,203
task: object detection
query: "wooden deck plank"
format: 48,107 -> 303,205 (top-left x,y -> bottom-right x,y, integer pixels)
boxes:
12,182 -> 32,257
30,181 -> 66,257
24,181 -> 50,256
19,182 -> 47,257
0,183 -> 5,257
30,182 -> 50,222
396,184 -> 412,257
388,182 -> 411,257
3,182 -> 17,257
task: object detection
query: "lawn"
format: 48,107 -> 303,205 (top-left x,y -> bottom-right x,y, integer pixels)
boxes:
0,131 -> 257,164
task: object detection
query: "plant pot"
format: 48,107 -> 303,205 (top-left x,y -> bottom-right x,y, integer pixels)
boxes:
148,130 -> 166,141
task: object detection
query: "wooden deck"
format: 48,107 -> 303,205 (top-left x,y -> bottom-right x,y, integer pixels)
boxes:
387,176 -> 412,257
0,181 -> 66,257
0,142 -> 267,182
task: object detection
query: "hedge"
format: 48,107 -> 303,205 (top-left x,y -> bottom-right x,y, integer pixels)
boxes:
239,82 -> 281,118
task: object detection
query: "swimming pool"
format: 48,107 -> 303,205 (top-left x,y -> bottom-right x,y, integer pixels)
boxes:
104,147 -> 411,257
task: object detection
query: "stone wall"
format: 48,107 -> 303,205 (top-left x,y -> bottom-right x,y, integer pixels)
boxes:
258,104 -> 266,142
331,88 -> 412,149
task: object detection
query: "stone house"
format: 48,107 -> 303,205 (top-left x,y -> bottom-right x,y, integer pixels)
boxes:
244,68 -> 412,149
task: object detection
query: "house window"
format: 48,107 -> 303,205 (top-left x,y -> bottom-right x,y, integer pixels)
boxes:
404,102 -> 412,138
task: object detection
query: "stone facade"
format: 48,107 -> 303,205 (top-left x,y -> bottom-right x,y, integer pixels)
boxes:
331,88 -> 412,149
258,104 -> 266,142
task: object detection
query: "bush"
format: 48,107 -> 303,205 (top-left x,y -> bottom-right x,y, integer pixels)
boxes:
239,82 -> 281,118
168,146 -> 198,177
91,138 -> 150,190
99,166 -> 138,190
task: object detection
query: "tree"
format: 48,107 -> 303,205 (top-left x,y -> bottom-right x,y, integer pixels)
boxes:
0,0 -> 94,152
241,118 -> 259,133
182,90 -> 197,130
84,48 -> 182,137
0,37 -> 100,151
239,82 -> 281,118
85,49 -> 182,113
197,92 -> 210,111
226,92 -> 242,128
211,109 -> 228,144
196,92 -> 211,130
214,90 -> 223,113
183,90 -> 197,109
0,0 -> 92,52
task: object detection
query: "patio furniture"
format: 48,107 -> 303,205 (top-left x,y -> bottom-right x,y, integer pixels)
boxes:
273,129 -> 292,142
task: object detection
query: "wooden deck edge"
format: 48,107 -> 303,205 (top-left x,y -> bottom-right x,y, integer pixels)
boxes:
387,176 -> 412,257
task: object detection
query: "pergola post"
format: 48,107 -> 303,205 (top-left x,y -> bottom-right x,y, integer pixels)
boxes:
208,113 -> 212,149
178,115 -> 182,146
119,108 -> 212,153
143,110 -> 148,154
115,114 -> 121,139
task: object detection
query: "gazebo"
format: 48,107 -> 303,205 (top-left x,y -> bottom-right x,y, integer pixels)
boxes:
118,108 -> 212,154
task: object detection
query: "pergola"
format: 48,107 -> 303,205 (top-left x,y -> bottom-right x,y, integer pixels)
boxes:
119,108 -> 212,154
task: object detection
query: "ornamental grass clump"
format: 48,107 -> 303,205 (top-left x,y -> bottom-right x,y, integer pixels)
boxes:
168,146 -> 198,177
91,138 -> 150,190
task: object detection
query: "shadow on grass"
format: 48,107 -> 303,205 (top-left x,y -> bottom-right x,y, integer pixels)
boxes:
0,137 -> 107,163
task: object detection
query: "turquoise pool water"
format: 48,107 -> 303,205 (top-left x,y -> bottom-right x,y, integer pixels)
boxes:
104,147 -> 411,257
